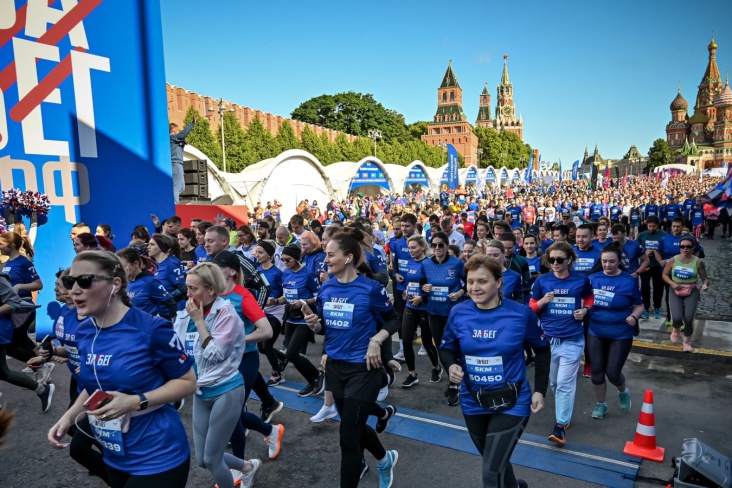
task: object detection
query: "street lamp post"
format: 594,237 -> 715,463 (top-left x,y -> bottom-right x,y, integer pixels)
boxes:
368,129 -> 382,157
477,148 -> 483,168
438,140 -> 447,165
210,98 -> 235,173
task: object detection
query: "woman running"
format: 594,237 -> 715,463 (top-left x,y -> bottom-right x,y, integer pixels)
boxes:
117,247 -> 177,320
401,234 -> 442,388
48,251 -> 196,487
148,233 -> 187,309
304,229 -> 399,488
662,236 -> 711,352
255,240 -> 287,386
483,240 -> 523,303
529,242 -> 593,445
440,255 -> 550,488
174,262 -> 261,488
420,231 -> 465,405
587,246 -> 644,419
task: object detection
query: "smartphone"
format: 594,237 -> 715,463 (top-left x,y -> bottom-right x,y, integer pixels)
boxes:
84,390 -> 113,411
301,302 -> 314,316
40,335 -> 54,355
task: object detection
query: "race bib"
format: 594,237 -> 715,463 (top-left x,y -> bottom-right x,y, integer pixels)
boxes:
528,265 -> 537,273
397,259 -> 409,274
283,288 -> 299,302
185,332 -> 199,357
430,286 -> 449,302
465,355 -> 504,387
673,266 -> 694,280
89,414 -> 125,455
574,258 -> 594,271
406,282 -> 421,299
548,296 -> 576,316
593,289 -> 615,307
323,302 -> 355,329
65,345 -> 80,369
645,240 -> 659,251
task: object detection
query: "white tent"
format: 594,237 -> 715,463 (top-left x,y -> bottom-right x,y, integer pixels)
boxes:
323,157 -> 394,201
652,163 -> 698,174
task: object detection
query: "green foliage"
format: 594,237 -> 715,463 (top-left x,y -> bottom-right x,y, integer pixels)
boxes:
243,117 -> 279,163
407,121 -> 429,139
274,121 -> 301,153
291,92 -> 411,143
647,138 -> 672,170
183,107 -> 221,167
474,125 -> 532,169
216,111 -> 248,173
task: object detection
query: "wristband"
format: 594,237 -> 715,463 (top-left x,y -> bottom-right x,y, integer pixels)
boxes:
370,338 -> 382,346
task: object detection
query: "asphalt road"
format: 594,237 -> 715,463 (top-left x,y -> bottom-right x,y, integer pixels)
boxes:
1,341 -> 730,488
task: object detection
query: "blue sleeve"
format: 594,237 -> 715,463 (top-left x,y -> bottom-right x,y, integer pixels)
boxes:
440,310 -> 460,351
308,272 -> 320,295
629,277 -> 643,306
370,280 -> 393,315
149,318 -> 194,379
150,279 -> 171,304
523,309 -> 547,348
530,276 -> 543,301
170,122 -> 194,142
512,278 -> 523,303
582,276 -> 593,298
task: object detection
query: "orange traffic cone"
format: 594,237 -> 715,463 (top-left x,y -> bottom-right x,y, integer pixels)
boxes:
624,390 -> 665,462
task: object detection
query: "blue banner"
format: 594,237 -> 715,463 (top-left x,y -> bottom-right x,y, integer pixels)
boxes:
512,169 -> 520,181
571,160 -> 580,181
349,161 -> 390,191
405,165 -> 429,187
526,153 -> 533,183
486,167 -> 496,183
559,159 -> 563,182
447,144 -> 459,190
465,165 -> 478,184
0,0 -> 172,336
500,167 -> 509,182
440,168 -> 448,184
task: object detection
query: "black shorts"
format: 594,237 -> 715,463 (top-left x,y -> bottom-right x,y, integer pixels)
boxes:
326,358 -> 381,403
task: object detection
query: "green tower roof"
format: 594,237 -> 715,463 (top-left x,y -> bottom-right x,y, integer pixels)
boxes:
439,60 -> 460,89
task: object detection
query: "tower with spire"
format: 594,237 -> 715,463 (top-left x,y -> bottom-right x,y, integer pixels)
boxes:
666,36 -> 732,169
422,60 -> 479,167
493,55 -> 523,140
475,83 -> 492,128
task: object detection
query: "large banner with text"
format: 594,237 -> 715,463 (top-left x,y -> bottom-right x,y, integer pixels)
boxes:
0,0 -> 172,335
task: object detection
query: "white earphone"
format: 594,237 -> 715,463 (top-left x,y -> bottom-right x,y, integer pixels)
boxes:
345,258 -> 351,264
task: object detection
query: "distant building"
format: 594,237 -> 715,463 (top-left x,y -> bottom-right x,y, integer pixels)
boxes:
665,37 -> 732,169
580,144 -> 647,179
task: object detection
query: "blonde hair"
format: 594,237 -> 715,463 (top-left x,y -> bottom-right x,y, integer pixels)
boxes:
187,262 -> 226,296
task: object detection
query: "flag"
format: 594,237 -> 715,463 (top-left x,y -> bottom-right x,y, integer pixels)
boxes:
447,144 -> 459,190
559,159 -> 563,182
527,153 -> 533,183
571,160 -> 580,181
661,170 -> 669,189
602,165 -> 610,189
622,166 -> 628,186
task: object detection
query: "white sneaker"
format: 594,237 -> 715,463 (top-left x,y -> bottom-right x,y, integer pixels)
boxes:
418,345 -> 427,356
393,350 -> 405,362
21,367 -> 34,374
228,469 -> 243,487
264,424 -> 283,459
240,459 -> 261,488
34,363 -> 55,384
377,385 -> 389,402
310,404 -> 338,423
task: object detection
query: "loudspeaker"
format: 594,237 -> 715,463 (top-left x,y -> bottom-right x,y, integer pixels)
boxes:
184,172 -> 207,185
183,159 -> 207,173
180,159 -> 209,200
673,439 -> 731,488
181,183 -> 208,199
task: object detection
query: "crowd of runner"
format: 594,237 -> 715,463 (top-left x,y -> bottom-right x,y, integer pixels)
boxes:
0,172 -> 724,488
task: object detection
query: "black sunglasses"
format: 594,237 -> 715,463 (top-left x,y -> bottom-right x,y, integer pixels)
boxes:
679,245 -> 694,249
62,274 -> 114,290
431,242 -> 446,249
547,257 -> 567,264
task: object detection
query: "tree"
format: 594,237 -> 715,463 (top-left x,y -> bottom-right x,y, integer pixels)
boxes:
291,92 -> 410,143
474,125 -> 532,169
216,111 -> 247,173
274,121 -> 301,153
407,121 -> 429,140
243,117 -> 279,163
647,138 -> 672,171
182,107 -> 221,167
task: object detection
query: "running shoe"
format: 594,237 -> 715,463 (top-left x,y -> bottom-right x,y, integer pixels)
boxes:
298,383 -> 316,397
267,371 -> 284,386
260,401 -> 284,423
39,383 -> 55,413
445,385 -> 459,406
314,371 -> 326,395
21,367 -> 34,374
548,423 -> 566,445
240,459 -> 261,488
393,350 -> 405,362
264,424 -> 284,459
654,310 -> 662,320
377,450 -> 398,488
582,363 -> 591,378
360,458 -> 369,480
418,345 -> 427,356
402,374 -> 419,388
430,366 -> 443,383
683,341 -> 694,353
641,310 -> 649,319
377,384 -> 389,402
665,319 -> 672,327
670,330 -> 680,343
618,388 -> 631,411
309,404 -> 338,423
376,405 -> 396,434
517,480 -> 528,488
34,362 -> 55,384
591,402 -> 608,419
174,398 -> 185,412
215,468 -> 243,488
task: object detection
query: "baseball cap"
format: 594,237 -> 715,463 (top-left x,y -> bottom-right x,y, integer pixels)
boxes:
223,217 -> 237,228
528,225 -> 540,235
211,251 -> 241,272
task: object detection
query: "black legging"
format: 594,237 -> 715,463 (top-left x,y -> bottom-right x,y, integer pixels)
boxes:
105,458 -> 190,488
259,315 -> 283,372
279,321 -> 319,384
402,307 -> 438,372
0,343 -> 38,391
587,335 -> 633,387
640,266 -> 664,311
70,414 -> 109,483
6,311 -> 36,363
392,284 -> 405,342
463,413 -> 529,488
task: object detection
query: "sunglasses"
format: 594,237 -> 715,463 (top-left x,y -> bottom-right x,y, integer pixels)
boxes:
431,242 -> 446,249
62,274 -> 114,290
547,257 -> 567,264
679,245 -> 694,249
236,234 -> 247,239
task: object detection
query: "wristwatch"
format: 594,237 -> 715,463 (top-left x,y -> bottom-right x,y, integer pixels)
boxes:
137,393 -> 148,411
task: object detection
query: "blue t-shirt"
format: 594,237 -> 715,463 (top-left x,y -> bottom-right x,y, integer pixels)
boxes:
154,256 -> 186,310
683,199 -> 696,219
420,256 -> 465,316
573,245 -> 602,276
258,265 -> 283,299
644,204 -> 659,219
630,208 -> 641,226
540,238 -> 554,253
53,305 -> 87,390
391,237 -> 412,292
588,271 -> 642,339
1,255 -> 39,298
663,203 -> 680,222
128,272 -> 173,318
194,245 -> 209,264
404,257 -> 428,310
366,247 -> 388,273
440,299 -> 548,417
502,268 -> 523,303
282,266 -> 320,324
609,206 -> 622,221
75,307 -> 194,475
618,239 -> 645,274
318,275 -> 393,362
530,272 -> 592,338
302,250 -> 326,277
590,203 -> 604,221
691,207 -> 704,226
525,255 -> 542,275
657,233 -> 697,260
